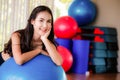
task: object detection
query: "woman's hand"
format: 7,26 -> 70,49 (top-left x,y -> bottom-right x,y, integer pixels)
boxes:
41,50 -> 49,56
1,52 -> 11,61
33,45 -> 49,56
41,28 -> 51,40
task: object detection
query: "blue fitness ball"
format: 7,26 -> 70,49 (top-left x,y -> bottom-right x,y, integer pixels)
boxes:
0,54 -> 67,80
68,0 -> 97,26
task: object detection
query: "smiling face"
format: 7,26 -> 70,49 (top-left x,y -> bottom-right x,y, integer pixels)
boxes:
31,11 -> 52,36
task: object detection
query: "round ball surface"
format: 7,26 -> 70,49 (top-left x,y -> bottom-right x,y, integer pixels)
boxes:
54,16 -> 78,39
68,0 -> 97,26
0,55 -> 67,80
57,46 -> 73,72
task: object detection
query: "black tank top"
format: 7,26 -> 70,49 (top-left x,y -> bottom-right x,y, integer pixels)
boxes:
0,52 -> 4,65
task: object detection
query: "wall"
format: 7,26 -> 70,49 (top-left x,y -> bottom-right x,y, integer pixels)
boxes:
92,0 -> 120,72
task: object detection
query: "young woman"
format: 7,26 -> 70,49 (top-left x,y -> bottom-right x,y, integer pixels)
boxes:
0,5 -> 62,66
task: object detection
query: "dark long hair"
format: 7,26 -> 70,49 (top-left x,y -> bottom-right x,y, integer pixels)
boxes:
3,5 -> 55,56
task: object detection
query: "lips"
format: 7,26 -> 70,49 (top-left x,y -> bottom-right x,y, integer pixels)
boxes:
41,29 -> 47,32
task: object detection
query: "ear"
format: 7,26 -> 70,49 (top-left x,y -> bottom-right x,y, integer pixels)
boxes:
31,19 -> 35,25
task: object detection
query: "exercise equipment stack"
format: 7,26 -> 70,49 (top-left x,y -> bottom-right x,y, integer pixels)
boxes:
68,0 -> 118,74
55,0 -> 119,74
74,26 -> 118,73
55,37 -> 90,74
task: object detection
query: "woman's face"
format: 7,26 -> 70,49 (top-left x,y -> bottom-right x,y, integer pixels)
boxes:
31,11 -> 52,36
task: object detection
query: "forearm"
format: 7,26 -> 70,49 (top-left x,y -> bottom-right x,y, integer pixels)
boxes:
42,38 -> 63,66
13,49 -> 41,65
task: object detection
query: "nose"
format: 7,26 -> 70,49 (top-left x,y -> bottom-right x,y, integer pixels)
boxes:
41,22 -> 48,31
43,22 -> 48,28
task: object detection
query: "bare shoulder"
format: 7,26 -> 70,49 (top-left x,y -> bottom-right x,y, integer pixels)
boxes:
11,32 -> 21,44
11,32 -> 21,39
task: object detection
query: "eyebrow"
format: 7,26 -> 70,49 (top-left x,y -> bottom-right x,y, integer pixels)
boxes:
38,18 -> 52,21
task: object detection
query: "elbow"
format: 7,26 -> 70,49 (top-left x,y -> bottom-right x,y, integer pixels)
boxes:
55,58 -> 63,66
55,54 -> 63,66
15,59 -> 24,65
56,61 -> 63,66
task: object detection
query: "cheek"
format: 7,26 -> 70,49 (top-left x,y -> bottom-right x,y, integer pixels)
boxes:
48,24 -> 52,29
33,23 -> 41,30
33,24 -> 40,32
35,22 -> 41,26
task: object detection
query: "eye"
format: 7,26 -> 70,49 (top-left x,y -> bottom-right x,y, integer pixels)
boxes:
47,20 -> 52,23
39,19 -> 43,22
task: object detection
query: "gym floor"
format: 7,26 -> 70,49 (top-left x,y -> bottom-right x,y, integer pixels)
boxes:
66,73 -> 120,80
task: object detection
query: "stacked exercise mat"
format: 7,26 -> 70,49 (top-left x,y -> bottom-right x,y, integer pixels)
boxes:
74,26 -> 118,73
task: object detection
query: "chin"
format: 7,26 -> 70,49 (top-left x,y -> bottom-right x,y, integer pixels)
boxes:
41,33 -> 45,36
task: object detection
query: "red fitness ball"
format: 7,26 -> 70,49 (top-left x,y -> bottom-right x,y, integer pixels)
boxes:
57,46 -> 73,72
54,16 -> 78,39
